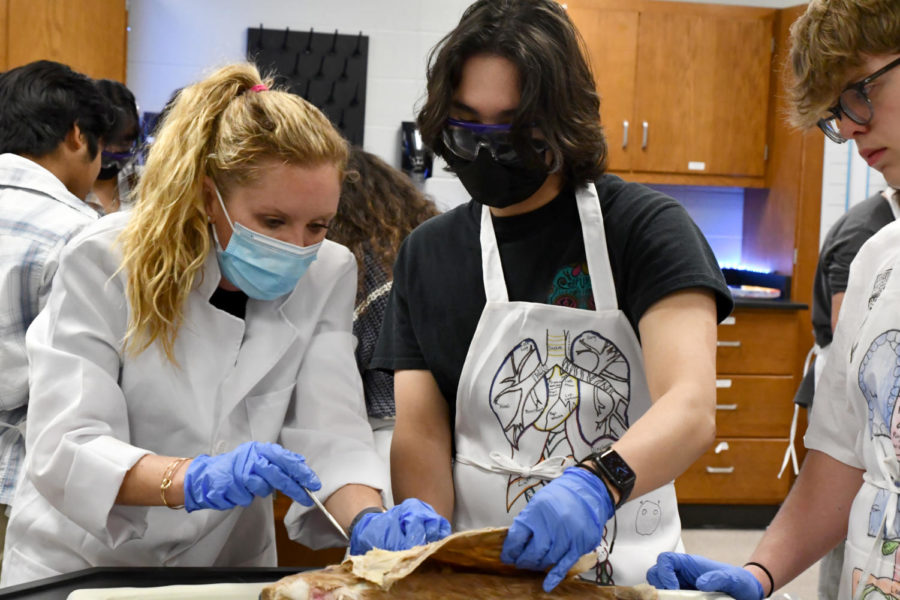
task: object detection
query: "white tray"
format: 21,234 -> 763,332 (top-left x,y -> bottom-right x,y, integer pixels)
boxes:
658,593 -> 734,599
66,582 -> 733,600
67,582 -> 271,600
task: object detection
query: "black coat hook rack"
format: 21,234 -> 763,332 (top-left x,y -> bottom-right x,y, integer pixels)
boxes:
246,25 -> 369,145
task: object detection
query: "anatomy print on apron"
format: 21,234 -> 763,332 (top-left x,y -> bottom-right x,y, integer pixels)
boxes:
453,185 -> 682,586
842,259 -> 900,600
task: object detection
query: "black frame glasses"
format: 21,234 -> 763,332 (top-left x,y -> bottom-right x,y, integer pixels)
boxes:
817,56 -> 900,143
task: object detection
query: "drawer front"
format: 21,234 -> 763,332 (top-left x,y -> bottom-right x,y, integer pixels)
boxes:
674,438 -> 792,504
717,309 -> 799,375
715,375 -> 796,437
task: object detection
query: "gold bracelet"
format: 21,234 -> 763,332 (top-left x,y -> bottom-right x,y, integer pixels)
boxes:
160,457 -> 188,510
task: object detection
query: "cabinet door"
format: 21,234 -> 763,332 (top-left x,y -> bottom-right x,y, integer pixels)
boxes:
632,11 -> 773,176
566,6 -> 639,172
674,438 -> 792,504
7,0 -> 126,80
0,0 -> 7,71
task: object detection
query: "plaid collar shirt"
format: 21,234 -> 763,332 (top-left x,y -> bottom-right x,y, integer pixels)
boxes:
0,153 -> 97,504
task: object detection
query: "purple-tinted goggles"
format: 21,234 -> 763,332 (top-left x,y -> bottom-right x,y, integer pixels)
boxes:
442,118 -> 547,164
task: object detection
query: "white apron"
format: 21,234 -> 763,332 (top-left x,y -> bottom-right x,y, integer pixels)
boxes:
842,258 -> 900,600
452,185 -> 682,586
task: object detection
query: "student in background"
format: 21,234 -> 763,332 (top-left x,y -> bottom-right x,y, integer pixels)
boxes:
326,147 -> 439,477
648,1 -> 900,598
0,59 -> 113,574
88,79 -> 141,214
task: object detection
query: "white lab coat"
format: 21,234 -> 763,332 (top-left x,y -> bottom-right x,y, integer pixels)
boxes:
1,211 -> 388,587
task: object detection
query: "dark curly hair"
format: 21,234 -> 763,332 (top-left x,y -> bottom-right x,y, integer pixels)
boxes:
328,148 -> 440,300
417,0 -> 607,187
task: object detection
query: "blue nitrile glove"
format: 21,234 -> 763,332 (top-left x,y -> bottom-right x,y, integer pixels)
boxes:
501,466 -> 614,592
183,441 -> 321,512
349,498 -> 451,555
647,553 -> 764,600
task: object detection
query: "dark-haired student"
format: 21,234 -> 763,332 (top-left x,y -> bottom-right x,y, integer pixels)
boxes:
372,0 -> 732,593
0,60 -> 114,570
89,79 -> 141,214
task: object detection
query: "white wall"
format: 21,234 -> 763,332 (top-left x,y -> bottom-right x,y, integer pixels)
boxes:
127,0 -> 474,210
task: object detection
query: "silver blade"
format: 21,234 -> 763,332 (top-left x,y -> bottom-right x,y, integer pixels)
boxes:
303,486 -> 350,542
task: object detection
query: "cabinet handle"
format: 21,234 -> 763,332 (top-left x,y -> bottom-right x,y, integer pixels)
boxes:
716,403 -> 738,411
717,340 -> 742,348
706,466 -> 735,474
623,120 -> 629,149
642,121 -> 649,149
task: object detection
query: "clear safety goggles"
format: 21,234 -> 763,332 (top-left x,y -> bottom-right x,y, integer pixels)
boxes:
101,148 -> 137,170
441,118 -> 548,165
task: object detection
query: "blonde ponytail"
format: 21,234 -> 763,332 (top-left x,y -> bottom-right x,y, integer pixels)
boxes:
118,63 -> 348,362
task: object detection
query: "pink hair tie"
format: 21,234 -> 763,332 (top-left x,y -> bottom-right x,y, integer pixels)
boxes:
250,83 -> 269,92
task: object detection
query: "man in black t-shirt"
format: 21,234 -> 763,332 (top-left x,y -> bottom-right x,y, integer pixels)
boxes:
813,189 -> 896,350
372,0 -> 732,591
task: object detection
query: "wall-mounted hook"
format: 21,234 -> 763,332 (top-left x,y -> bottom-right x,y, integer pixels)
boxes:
339,57 -> 349,81
292,52 -> 301,76
329,29 -> 339,54
326,81 -> 336,105
352,31 -> 363,57
304,27 -> 314,54
349,82 -> 359,107
281,27 -> 290,49
256,23 -> 264,50
314,56 -> 326,79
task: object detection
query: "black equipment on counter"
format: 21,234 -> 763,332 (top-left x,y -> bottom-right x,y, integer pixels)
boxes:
400,121 -> 433,183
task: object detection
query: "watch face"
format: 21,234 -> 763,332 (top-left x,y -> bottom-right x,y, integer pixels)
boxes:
601,450 -> 635,484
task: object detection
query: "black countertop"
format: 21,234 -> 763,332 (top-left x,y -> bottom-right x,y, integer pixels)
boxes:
0,567 -> 302,600
732,298 -> 808,310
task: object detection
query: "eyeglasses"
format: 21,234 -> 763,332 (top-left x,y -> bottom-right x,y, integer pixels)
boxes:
441,118 -> 548,164
817,56 -> 900,144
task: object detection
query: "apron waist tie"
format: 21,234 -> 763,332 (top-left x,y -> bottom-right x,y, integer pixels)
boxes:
0,419 -> 25,438
455,452 -> 574,480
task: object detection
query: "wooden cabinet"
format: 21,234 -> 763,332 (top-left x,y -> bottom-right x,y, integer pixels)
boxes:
675,308 -> 802,504
0,0 -> 127,80
564,0 -> 774,185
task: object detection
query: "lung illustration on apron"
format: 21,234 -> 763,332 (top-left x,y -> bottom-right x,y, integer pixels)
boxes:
490,328 -> 631,513
840,259 -> 900,600
852,326 -> 900,599
453,185 -> 682,586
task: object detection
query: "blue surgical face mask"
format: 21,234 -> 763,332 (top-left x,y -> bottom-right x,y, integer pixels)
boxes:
211,185 -> 321,301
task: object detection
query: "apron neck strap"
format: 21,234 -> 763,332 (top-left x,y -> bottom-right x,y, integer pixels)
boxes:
479,185 -> 619,311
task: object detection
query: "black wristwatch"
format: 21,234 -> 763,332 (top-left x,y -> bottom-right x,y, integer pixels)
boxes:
579,444 -> 636,509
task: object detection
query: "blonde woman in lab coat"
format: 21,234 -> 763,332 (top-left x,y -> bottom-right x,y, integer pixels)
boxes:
0,63 -> 448,587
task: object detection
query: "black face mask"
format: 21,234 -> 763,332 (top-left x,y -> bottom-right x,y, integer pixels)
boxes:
445,150 -> 549,208
96,164 -> 121,181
